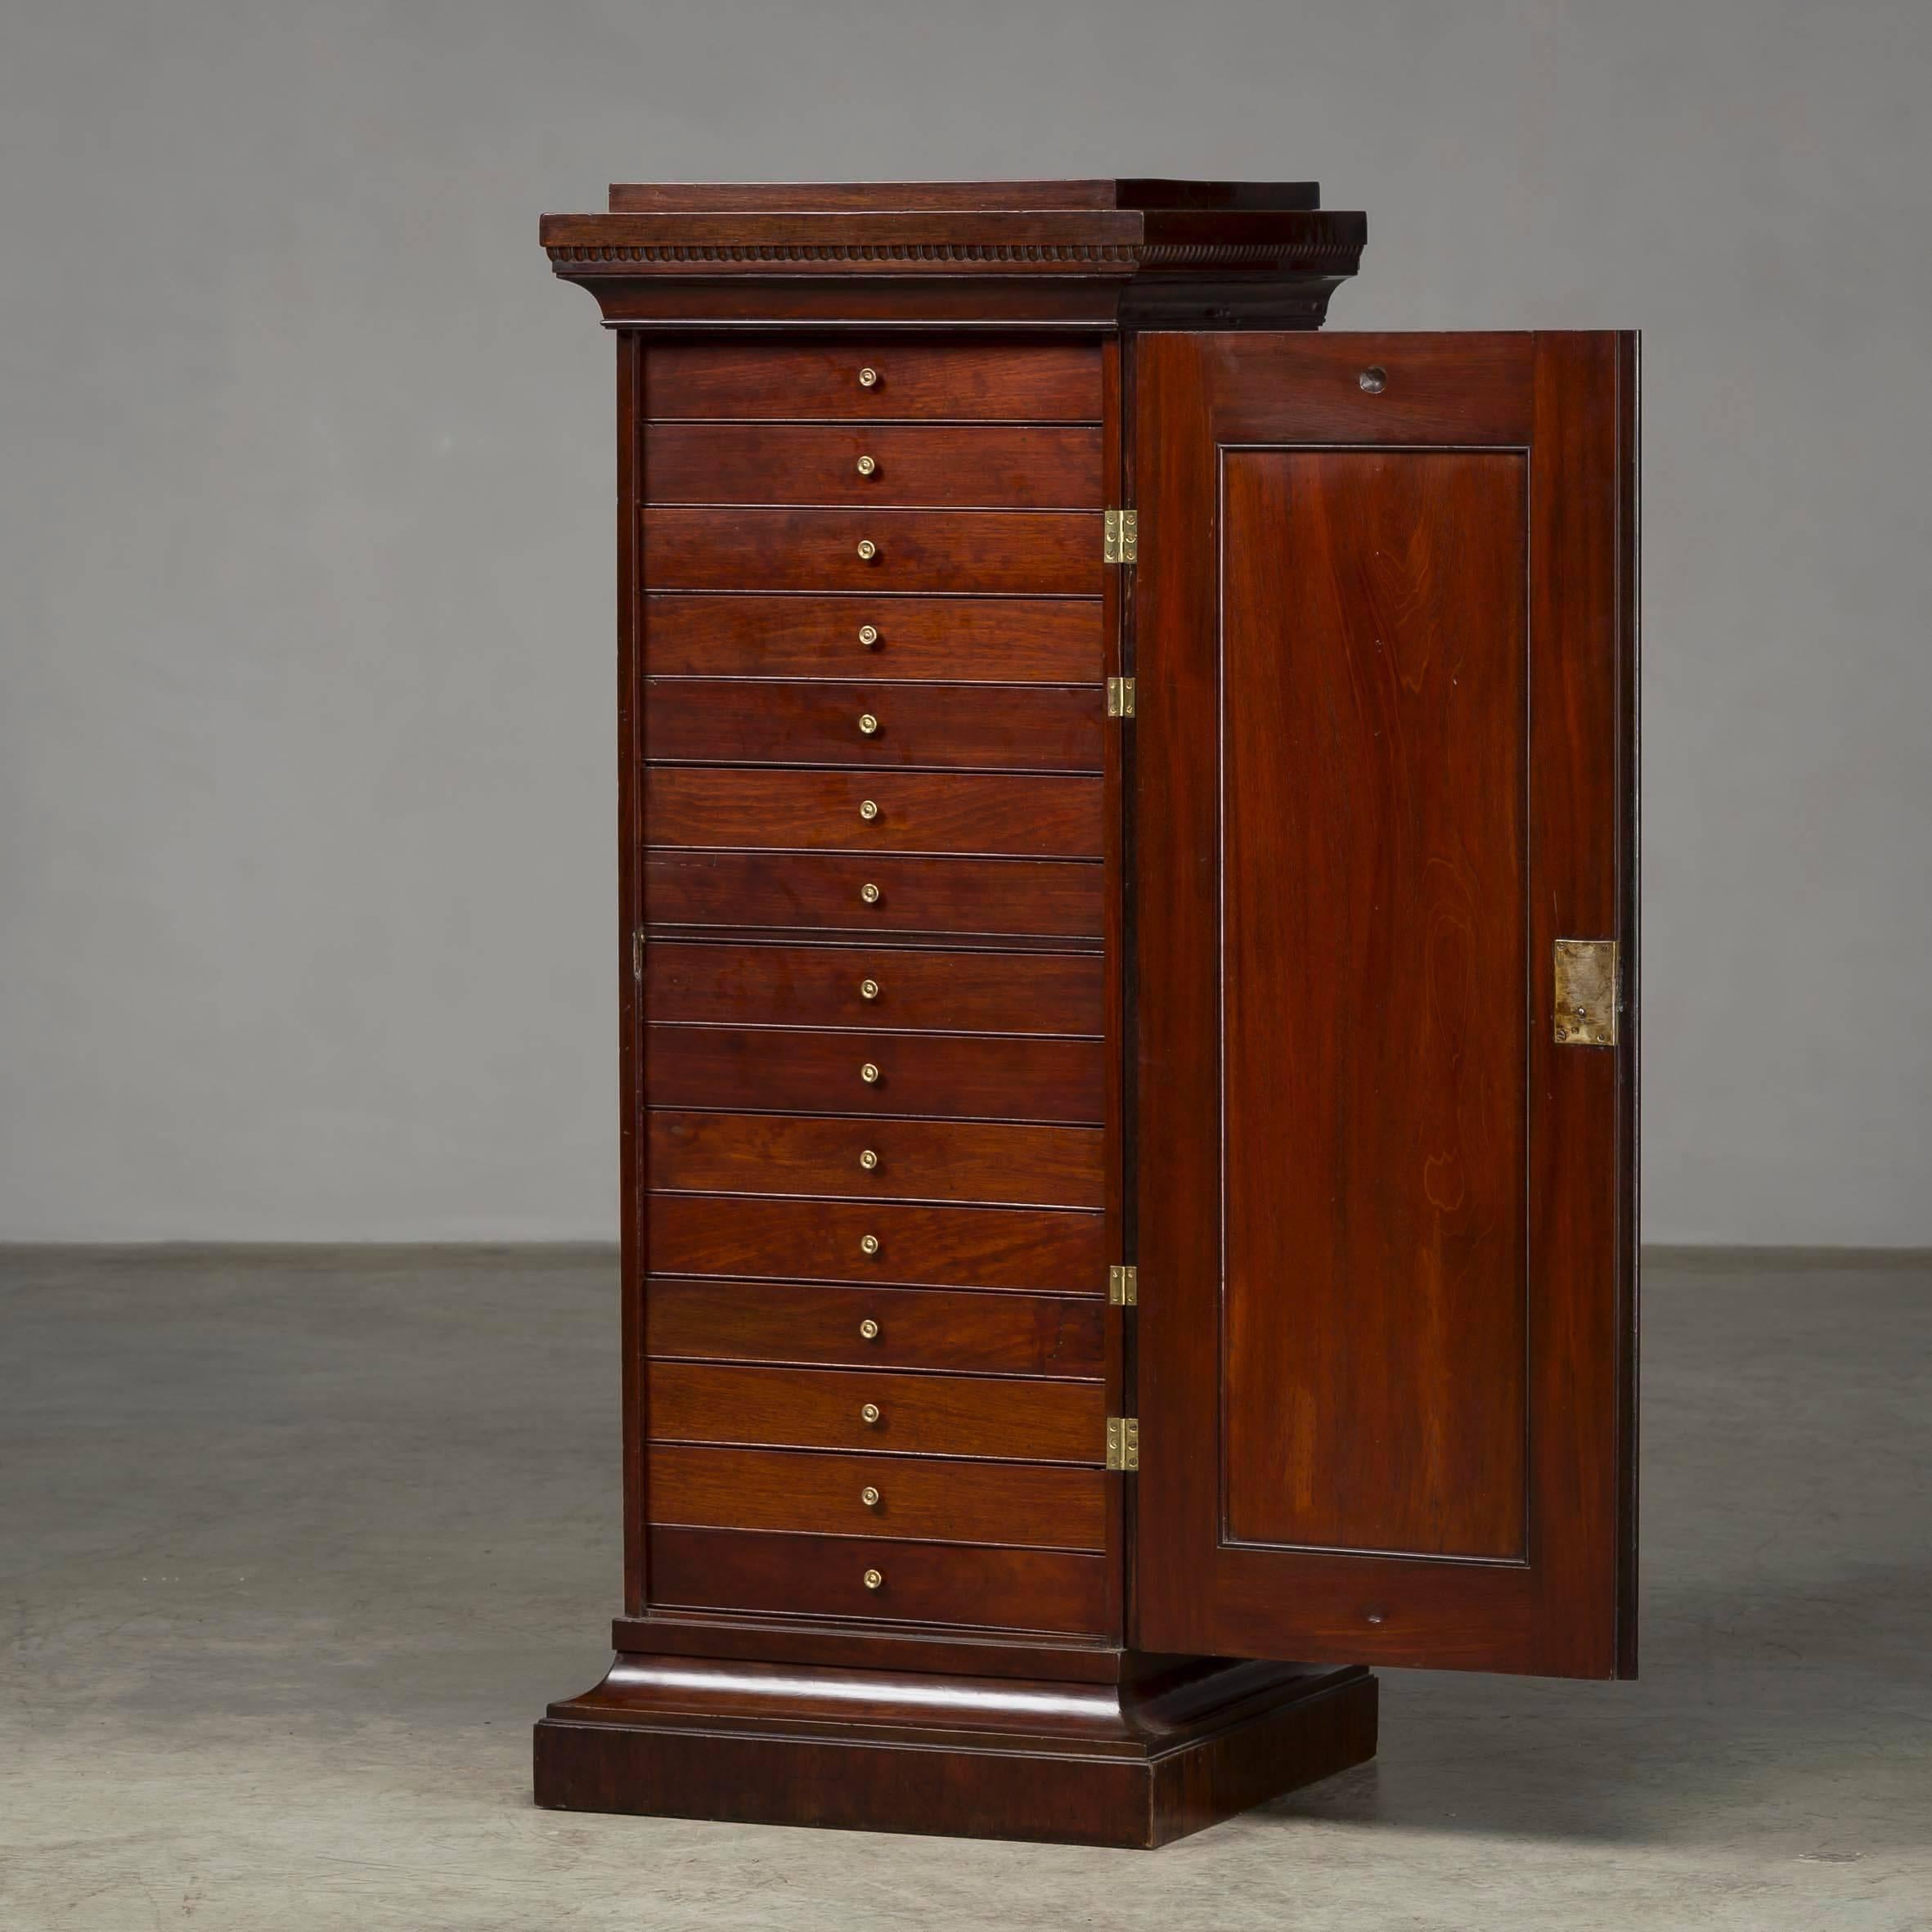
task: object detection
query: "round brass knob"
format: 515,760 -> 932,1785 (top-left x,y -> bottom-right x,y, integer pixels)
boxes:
863,1567 -> 884,1590
858,1148 -> 879,1172
860,1485 -> 881,1508
857,713 -> 880,736
860,1401 -> 882,1424
859,1233 -> 880,1256
856,539 -> 878,563
859,1318 -> 881,1341
859,977 -> 880,1000
856,454 -> 877,477
858,366 -> 879,389
858,624 -> 879,648
860,1063 -> 881,1085
859,882 -> 881,905
858,800 -> 879,823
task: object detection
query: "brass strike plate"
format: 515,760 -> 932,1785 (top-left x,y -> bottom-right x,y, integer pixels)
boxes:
1553,939 -> 1620,1047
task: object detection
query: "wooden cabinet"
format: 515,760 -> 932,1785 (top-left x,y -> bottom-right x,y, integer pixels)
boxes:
532,180 -> 1638,1849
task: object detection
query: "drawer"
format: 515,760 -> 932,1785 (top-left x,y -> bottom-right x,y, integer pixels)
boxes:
645,423 -> 1103,508
644,681 -> 1103,773
645,941 -> 1105,1036
645,769 -> 1103,858
649,1114 -> 1104,1210
643,852 -> 1104,941
647,1195 -> 1106,1294
643,339 -> 1102,422
647,1527 -> 1108,1636
644,1278 -> 1107,1376
642,508 -> 1101,595
645,1025 -> 1104,1124
645,594 -> 1103,684
647,1362 -> 1106,1462
649,1445 -> 1108,1548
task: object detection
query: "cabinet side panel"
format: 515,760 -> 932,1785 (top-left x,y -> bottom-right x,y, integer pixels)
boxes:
620,331 -> 646,1613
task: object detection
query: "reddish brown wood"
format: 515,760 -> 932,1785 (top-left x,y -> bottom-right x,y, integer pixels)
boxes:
644,1024 -> 1104,1124
648,1112 -> 1104,1210
642,507 -> 1101,595
644,594 -> 1103,684
643,941 -> 1105,1038
605,181 -> 1324,213
643,1277 -> 1107,1376
641,339 -> 1103,420
642,677 -> 1103,772
643,768 -> 1103,856
648,1195 -> 1106,1295
642,851 -> 1105,941
648,1444 -> 1108,1547
647,1528 -> 1110,1635
645,423 -> 1103,508
646,1362 -> 1107,1462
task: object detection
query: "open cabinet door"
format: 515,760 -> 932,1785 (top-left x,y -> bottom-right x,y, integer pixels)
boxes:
1132,333 -> 1638,1678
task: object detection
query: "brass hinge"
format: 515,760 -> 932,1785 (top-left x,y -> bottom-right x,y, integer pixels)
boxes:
1108,1264 -> 1138,1306
631,929 -> 645,982
1552,938 -> 1620,1046
1105,1417 -> 1140,1471
1106,676 -> 1136,719
1103,508 -> 1138,564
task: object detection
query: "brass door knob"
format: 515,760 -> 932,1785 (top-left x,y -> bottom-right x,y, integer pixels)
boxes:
858,1148 -> 879,1171
856,539 -> 878,563
859,882 -> 881,905
858,624 -> 879,648
860,1486 -> 881,1508
859,977 -> 880,1000
858,800 -> 879,822
858,366 -> 879,389
860,1063 -> 881,1085
859,1233 -> 880,1256
856,454 -> 877,476
860,1401 -> 882,1423
859,1318 -> 881,1341
857,713 -> 879,736
863,1568 -> 884,1589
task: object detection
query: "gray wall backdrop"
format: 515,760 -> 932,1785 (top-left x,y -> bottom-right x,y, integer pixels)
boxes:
3,0 -> 1929,1244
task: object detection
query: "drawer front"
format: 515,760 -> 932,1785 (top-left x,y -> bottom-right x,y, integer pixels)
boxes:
644,1278 -> 1107,1376
648,1527 -> 1108,1636
648,1195 -> 1106,1294
649,1445 -> 1108,1549
645,1026 -> 1104,1124
645,941 -> 1104,1037
647,1362 -> 1105,1462
645,423 -> 1103,509
645,768 -> 1103,858
644,680 -> 1103,774
644,340 -> 1103,423
642,508 -> 1101,595
645,594 -> 1103,684
648,1114 -> 1106,1210
643,851 -> 1104,941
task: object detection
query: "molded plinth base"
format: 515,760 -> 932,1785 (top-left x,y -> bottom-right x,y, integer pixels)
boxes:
534,1651 -> 1376,1848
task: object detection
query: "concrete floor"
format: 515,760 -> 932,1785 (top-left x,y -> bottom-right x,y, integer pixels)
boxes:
2,1248 -> 1927,1931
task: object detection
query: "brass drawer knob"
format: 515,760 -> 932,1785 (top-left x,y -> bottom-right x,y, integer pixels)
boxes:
859,1318 -> 881,1341
863,1567 -> 884,1590
857,713 -> 880,736
858,1148 -> 879,1171
859,977 -> 880,1000
860,1485 -> 881,1508
859,1233 -> 880,1257
860,1401 -> 882,1424
858,800 -> 879,822
856,539 -> 878,563
860,1063 -> 881,1085
858,623 -> 879,649
858,366 -> 879,389
856,454 -> 877,477
859,882 -> 881,905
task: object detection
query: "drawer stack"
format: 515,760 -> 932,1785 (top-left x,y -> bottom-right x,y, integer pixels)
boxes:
637,337 -> 1114,1639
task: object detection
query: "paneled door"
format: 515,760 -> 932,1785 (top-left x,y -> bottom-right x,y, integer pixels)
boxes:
1132,333 -> 1638,1678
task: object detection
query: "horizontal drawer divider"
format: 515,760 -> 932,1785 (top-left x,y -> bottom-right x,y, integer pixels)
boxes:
642,1349 -> 1103,1386
642,924 -> 1104,954
647,1433 -> 1100,1469
641,416 -> 1103,428
646,1021 -> 1104,1040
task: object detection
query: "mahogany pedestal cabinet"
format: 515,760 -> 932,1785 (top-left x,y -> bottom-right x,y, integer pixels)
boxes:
531,180 -> 1639,1849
